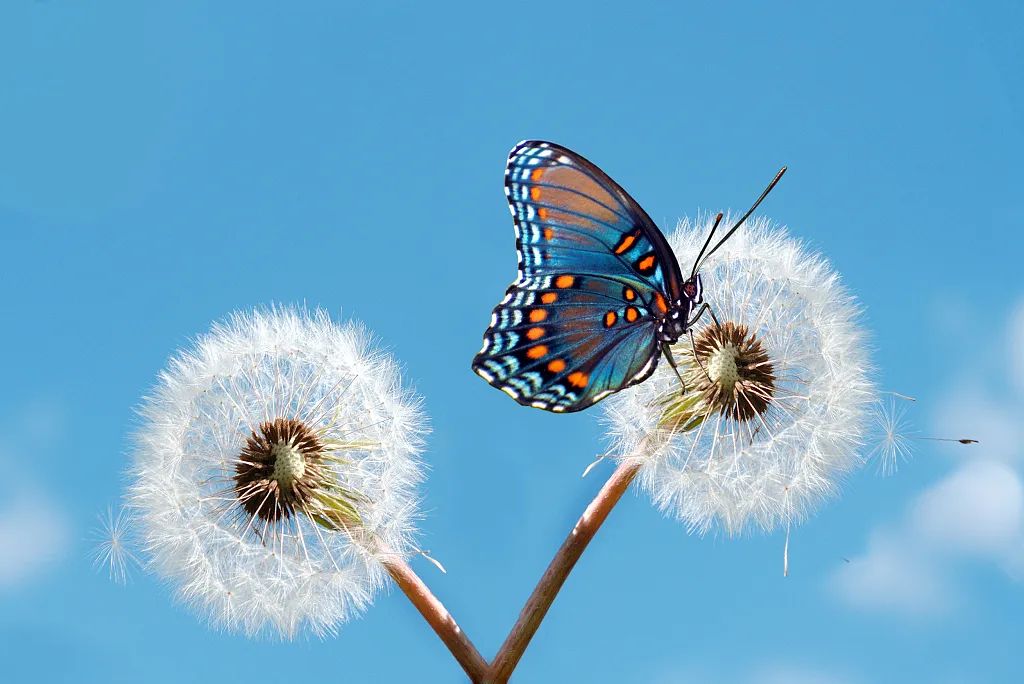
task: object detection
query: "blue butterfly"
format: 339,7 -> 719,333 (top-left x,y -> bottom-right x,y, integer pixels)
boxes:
472,141 -> 785,412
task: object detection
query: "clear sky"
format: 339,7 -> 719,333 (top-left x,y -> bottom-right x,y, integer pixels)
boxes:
2,1 -> 1023,682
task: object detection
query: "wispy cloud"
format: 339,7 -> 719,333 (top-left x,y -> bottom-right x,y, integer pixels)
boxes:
933,383 -> 1021,463
0,399 -> 71,590
831,528 -> 956,616
652,661 -> 860,684
748,664 -> 861,684
0,490 -> 69,589
910,460 -> 1023,556
830,298 -> 1024,616
1010,299 -> 1024,392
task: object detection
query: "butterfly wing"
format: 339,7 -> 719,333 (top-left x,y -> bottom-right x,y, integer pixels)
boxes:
472,141 -> 684,412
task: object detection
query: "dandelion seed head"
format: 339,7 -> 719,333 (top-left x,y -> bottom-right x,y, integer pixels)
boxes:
605,216 -> 876,536
127,307 -> 427,638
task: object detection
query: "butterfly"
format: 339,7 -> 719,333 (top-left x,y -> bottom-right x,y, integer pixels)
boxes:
472,140 -> 785,412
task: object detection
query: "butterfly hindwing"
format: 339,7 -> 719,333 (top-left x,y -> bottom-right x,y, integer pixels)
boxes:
472,141 -> 684,412
473,276 -> 662,412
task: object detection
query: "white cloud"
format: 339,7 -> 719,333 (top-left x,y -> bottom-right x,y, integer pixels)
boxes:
910,460 -> 1023,556
0,490 -> 69,589
832,297 -> 1024,617
831,530 -> 954,617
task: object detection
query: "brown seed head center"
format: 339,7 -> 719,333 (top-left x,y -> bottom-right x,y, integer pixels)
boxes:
233,417 -> 325,524
687,321 -> 776,422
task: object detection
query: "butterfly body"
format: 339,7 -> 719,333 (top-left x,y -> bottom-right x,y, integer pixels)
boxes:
657,275 -> 704,343
472,141 -> 704,412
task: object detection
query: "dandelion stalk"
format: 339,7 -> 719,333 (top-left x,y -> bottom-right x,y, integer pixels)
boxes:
488,458 -> 643,682
383,556 -> 490,680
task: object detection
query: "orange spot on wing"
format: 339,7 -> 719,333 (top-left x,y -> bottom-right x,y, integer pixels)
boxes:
654,292 -> 668,313
555,275 -> 575,288
625,306 -> 639,322
527,326 -> 545,340
624,287 -> 636,301
637,255 -> 656,272
538,207 -> 549,220
530,187 -> 542,201
614,233 -> 636,254
568,371 -> 589,388
543,227 -> 554,240
527,345 -> 548,359
530,168 -> 545,181
529,309 -> 548,322
547,359 -> 566,373
604,311 -> 617,328
541,292 -> 557,304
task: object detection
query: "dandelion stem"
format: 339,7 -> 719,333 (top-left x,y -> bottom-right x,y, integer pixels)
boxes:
383,557 -> 489,681
487,459 -> 642,682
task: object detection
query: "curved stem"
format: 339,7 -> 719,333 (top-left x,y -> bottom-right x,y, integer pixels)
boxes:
487,459 -> 642,681
384,557 -> 489,681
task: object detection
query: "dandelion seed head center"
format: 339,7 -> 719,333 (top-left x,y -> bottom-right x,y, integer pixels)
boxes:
707,343 -> 740,391
233,417 -> 328,524
271,441 -> 306,486
688,321 -> 777,422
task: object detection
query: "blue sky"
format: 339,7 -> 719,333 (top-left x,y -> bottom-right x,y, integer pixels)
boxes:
2,1 -> 1022,682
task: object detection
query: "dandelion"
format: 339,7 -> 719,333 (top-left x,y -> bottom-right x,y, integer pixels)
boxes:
126,307 -> 427,638
90,504 -> 139,585
605,216 -> 876,536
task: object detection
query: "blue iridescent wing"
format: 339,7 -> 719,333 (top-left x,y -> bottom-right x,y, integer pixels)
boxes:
471,141 -> 684,412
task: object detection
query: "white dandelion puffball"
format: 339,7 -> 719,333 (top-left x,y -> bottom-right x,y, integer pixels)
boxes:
128,307 -> 427,638
605,216 -> 875,535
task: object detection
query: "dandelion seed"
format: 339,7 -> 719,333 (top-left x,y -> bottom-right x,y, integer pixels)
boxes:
869,392 -> 978,475
581,454 -> 607,479
90,505 -> 138,584
605,216 -> 876,535
871,394 -> 915,475
417,549 -> 447,574
783,519 -> 791,578
125,307 -> 428,638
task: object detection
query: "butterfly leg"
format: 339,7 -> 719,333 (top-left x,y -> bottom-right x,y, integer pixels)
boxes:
707,305 -> 722,331
686,302 -> 722,332
661,341 -> 687,395
689,328 -> 714,385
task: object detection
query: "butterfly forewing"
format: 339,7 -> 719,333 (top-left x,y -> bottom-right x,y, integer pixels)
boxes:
472,141 -> 683,412
504,141 -> 684,298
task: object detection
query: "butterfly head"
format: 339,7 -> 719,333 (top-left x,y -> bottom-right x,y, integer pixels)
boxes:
656,275 -> 703,343
682,273 -> 703,306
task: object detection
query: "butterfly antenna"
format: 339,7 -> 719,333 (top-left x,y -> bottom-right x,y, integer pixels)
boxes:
695,166 -> 787,273
690,212 -> 724,278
